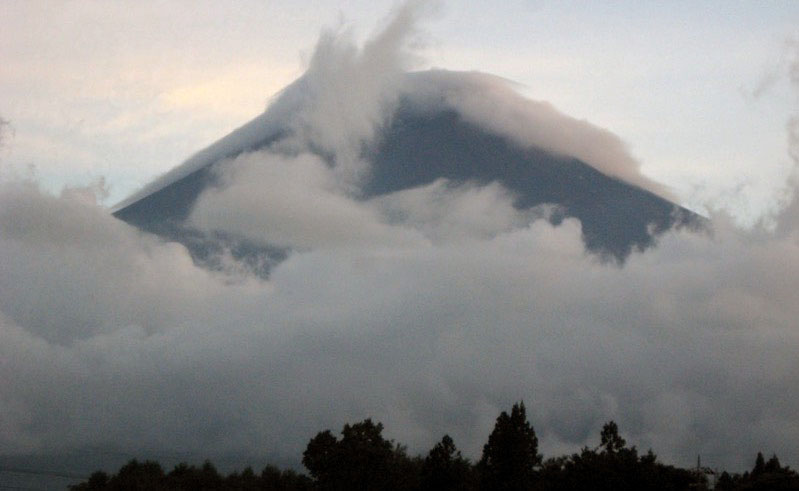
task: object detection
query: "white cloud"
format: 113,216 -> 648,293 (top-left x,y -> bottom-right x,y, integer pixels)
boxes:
3,176 -> 799,470
189,150 -> 425,250
286,0 -> 435,185
401,70 -> 671,198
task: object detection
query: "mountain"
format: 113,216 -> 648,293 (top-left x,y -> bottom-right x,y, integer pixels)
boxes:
112,70 -> 702,275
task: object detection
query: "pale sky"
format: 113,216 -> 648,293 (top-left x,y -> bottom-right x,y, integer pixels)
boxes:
1,0 -> 798,221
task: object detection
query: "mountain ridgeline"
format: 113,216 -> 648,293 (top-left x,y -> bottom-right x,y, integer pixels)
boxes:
113,84 -> 702,275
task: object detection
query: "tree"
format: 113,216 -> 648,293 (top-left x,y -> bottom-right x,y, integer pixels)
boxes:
536,421 -> 698,491
163,460 -> 222,490
302,418 -> 410,490
260,463 -> 313,490
69,471 -> 109,490
752,451 -> 766,477
223,466 -> 259,490
716,471 -> 735,490
108,459 -> 166,490
740,451 -> 799,490
765,454 -> 783,473
302,429 -> 339,484
478,401 -> 542,490
420,434 -> 473,490
599,421 -> 626,455
336,419 -> 395,489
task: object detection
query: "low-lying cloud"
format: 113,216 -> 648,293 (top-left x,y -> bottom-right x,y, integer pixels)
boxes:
190,151 -> 425,250
2,178 -> 799,470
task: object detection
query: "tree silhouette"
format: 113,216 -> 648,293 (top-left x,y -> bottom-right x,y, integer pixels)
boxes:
260,463 -> 313,490
753,451 -> 766,477
537,421 -> 700,491
735,451 -> 799,490
420,434 -> 474,490
302,429 -> 339,485
302,418 -> 415,490
70,471 -> 109,490
599,421 -> 626,455
109,459 -> 165,490
67,411 -> 799,490
478,401 -> 541,490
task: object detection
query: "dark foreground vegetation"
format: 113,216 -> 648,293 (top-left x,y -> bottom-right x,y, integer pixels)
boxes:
71,402 -> 799,490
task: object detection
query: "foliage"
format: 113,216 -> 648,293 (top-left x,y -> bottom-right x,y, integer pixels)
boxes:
70,458 -> 311,490
70,404 -> 799,490
302,418 -> 420,490
420,435 -> 475,490
478,401 -> 541,490
715,452 -> 799,490
535,422 -> 697,491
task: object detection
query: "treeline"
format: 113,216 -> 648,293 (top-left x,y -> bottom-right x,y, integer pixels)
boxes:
70,402 -> 799,490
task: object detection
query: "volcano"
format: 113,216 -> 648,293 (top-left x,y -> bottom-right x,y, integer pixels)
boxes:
112,70 -> 701,275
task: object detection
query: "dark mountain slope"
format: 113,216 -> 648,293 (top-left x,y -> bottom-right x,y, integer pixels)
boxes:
366,108 -> 697,259
113,102 -> 701,273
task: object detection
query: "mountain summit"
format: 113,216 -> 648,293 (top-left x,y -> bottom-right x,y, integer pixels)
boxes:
113,70 -> 701,275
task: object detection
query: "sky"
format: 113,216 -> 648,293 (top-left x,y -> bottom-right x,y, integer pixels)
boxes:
1,0 -> 798,224
2,0 -> 799,477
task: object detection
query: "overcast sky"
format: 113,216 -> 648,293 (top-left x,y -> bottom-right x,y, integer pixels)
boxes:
1,0 -> 799,476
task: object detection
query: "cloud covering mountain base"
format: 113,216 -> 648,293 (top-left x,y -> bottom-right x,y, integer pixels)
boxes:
2,175 -> 799,470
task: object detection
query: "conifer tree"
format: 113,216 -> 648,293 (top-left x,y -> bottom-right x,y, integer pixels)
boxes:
479,402 -> 541,490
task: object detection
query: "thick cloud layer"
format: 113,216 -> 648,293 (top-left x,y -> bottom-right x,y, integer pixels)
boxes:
2,3 -> 799,475
3,178 -> 799,471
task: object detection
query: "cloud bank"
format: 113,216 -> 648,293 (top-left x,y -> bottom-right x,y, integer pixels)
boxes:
3,177 -> 799,471
2,3 -> 799,475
